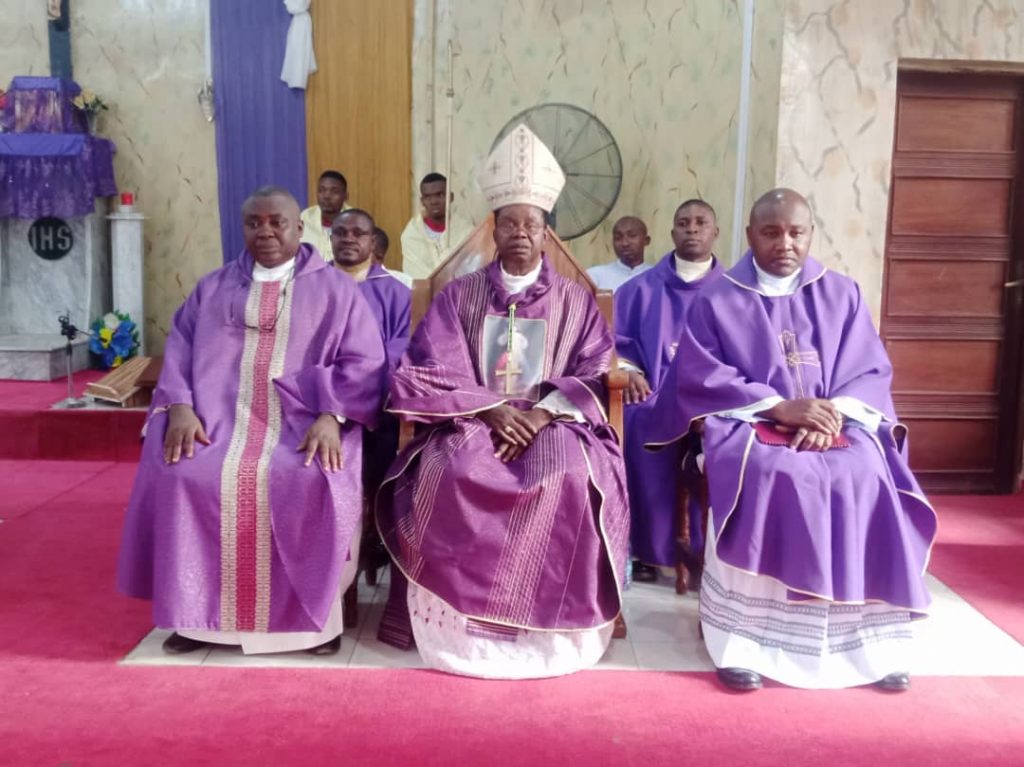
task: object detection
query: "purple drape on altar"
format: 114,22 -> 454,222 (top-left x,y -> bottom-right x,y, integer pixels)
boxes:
0,134 -> 117,218
211,0 -> 308,263
1,77 -> 86,134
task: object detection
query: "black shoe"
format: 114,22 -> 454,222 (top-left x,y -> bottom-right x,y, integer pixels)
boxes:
162,632 -> 209,654
632,561 -> 659,583
307,635 -> 342,656
876,671 -> 910,692
716,666 -> 763,691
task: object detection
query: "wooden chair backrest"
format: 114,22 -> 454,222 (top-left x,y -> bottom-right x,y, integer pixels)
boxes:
410,214 -> 614,333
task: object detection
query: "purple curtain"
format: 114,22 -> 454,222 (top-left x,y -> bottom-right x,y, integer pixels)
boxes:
211,0 -> 308,262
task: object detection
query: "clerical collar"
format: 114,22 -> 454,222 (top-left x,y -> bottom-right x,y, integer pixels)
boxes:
500,260 -> 543,294
753,259 -> 801,296
253,257 -> 296,283
674,255 -> 713,283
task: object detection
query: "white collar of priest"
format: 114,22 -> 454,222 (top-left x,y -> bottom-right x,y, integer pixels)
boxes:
674,254 -> 714,283
252,257 -> 297,283
500,260 -> 543,294
753,259 -> 802,296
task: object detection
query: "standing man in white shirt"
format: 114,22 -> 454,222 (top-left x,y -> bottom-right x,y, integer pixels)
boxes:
586,216 -> 653,292
400,172 -> 472,279
300,170 -> 351,261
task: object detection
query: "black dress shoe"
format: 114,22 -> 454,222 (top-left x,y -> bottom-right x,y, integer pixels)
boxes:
876,671 -> 910,692
716,666 -> 763,691
632,561 -> 659,583
307,634 -> 342,656
162,632 -> 209,654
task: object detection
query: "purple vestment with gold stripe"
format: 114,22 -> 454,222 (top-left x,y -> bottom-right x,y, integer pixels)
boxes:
117,245 -> 386,633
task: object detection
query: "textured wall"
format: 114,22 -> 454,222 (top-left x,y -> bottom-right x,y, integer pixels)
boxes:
71,0 -> 220,352
776,0 -> 1024,317
0,3 -> 49,80
412,0 -> 784,268
0,1 -> 221,353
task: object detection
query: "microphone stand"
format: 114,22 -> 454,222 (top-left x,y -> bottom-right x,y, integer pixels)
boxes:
54,313 -> 89,409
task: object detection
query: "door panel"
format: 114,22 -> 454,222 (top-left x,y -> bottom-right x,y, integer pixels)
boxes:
886,260 -> 1006,317
882,71 -> 1024,493
897,97 -> 1016,152
306,0 -> 412,270
890,178 -> 1011,236
889,340 -> 1000,392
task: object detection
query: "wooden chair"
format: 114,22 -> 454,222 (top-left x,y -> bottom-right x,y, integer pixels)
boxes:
674,432 -> 710,595
399,214 -> 628,638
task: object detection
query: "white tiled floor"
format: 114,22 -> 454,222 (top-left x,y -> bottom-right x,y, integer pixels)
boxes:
121,572 -> 1024,675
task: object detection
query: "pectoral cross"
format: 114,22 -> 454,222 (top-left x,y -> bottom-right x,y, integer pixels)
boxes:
778,330 -> 820,398
494,356 -> 523,395
495,302 -> 521,395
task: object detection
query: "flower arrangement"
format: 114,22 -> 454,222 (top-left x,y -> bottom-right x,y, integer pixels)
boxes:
72,88 -> 108,116
89,311 -> 140,369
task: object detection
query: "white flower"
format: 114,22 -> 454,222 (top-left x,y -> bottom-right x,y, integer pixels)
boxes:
103,312 -> 120,330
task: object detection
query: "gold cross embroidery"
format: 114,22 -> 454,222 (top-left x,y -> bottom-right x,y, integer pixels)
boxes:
778,330 -> 820,398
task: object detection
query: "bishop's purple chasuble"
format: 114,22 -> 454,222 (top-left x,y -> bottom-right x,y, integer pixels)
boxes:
376,257 -> 630,641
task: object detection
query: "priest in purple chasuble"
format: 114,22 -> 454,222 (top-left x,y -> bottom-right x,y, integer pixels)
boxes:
614,202 -> 723,584
645,189 -> 936,692
330,208 -> 411,527
375,125 -> 630,679
117,187 -> 386,656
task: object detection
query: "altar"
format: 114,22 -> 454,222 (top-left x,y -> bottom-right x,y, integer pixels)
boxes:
0,76 -> 118,380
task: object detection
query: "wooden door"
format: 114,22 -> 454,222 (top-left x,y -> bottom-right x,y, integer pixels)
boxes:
882,70 -> 1024,494
306,0 -> 412,270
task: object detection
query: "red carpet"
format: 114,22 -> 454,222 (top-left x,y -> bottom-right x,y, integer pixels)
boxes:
0,372 -> 1022,767
928,494 -> 1024,644
0,374 -> 144,461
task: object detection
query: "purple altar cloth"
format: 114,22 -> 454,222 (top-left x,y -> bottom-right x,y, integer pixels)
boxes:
2,77 -> 87,134
0,133 -> 117,218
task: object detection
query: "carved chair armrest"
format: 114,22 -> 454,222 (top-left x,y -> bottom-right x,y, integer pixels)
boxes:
603,370 -> 626,438
605,369 -> 628,391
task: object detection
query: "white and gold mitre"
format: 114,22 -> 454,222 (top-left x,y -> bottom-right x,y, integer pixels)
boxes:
477,123 -> 566,213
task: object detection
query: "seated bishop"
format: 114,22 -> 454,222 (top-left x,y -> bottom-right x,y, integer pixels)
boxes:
614,201 -> 723,584
375,125 -> 630,679
645,188 -> 936,692
117,186 -> 386,656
